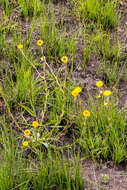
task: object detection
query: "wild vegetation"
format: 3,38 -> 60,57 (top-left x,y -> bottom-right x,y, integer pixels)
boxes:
0,0 -> 127,189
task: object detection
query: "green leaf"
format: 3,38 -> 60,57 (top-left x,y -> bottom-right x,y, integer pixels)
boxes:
19,104 -> 36,117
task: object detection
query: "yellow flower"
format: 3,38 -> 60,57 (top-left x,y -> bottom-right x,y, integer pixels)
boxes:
17,44 -> 23,49
75,87 -> 82,93
72,87 -> 82,97
96,81 -> 103,87
41,137 -> 45,141
32,121 -> 39,127
83,110 -> 90,117
72,91 -> 78,97
37,40 -> 43,46
22,141 -> 28,147
40,56 -> 46,62
24,129 -> 30,136
97,95 -> 101,99
104,101 -> 108,106
103,90 -> 111,97
61,56 -> 68,63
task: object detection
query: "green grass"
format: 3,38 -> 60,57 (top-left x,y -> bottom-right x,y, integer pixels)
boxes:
72,0 -> 119,29
80,94 -> 127,163
0,0 -> 127,189
0,122 -> 84,190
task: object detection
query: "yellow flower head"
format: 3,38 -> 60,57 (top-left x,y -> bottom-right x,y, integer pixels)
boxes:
72,87 -> 82,97
22,141 -> 28,147
103,90 -> 111,97
83,110 -> 90,117
96,81 -> 103,87
37,40 -> 44,46
32,121 -> 39,127
61,56 -> 68,63
17,44 -> 23,49
75,87 -> 82,93
24,129 -> 31,136
40,56 -> 46,62
72,91 -> 78,97
41,137 -> 45,141
97,95 -> 101,99
104,101 -> 108,106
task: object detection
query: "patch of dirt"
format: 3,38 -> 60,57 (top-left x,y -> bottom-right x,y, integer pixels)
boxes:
82,160 -> 127,190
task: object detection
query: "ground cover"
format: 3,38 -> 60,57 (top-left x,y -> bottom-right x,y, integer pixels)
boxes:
0,0 -> 127,189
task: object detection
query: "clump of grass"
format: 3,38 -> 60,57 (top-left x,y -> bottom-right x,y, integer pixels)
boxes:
0,0 -> 10,15
0,122 -> 84,190
72,0 -> 119,28
102,61 -> 125,86
1,56 -> 42,107
80,83 -> 127,164
35,151 -> 84,190
83,34 -> 93,68
39,13 -> 77,60
17,0 -> 44,19
92,30 -> 120,61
